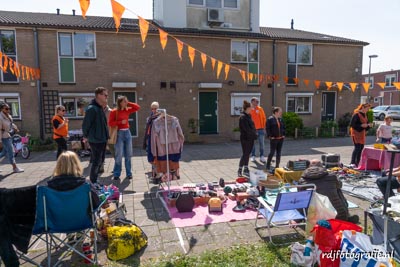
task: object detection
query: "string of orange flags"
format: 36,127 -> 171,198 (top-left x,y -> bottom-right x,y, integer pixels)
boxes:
77,0 -> 400,92
0,52 -> 41,81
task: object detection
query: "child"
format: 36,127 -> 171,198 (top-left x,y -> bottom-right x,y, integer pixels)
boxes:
376,116 -> 393,144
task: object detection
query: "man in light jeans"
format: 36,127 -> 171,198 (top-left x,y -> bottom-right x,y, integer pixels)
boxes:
249,97 -> 266,163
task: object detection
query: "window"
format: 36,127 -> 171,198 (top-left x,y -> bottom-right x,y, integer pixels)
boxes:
58,32 -> 96,83
231,92 -> 261,115
1,30 -> 18,83
286,93 -> 313,114
364,76 -> 374,89
0,93 -> 21,119
287,43 -> 312,85
385,74 -> 396,87
188,0 -> 238,8
206,0 -> 221,8
231,40 -> 259,85
59,93 -> 94,118
189,0 -> 204,5
224,0 -> 238,8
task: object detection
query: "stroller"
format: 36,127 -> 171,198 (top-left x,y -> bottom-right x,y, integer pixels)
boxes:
68,130 -> 91,158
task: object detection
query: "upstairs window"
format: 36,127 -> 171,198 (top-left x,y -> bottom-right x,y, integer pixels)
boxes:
364,76 -> 374,89
1,30 -> 18,83
287,43 -> 312,85
231,40 -> 259,85
385,74 -> 396,87
188,0 -> 238,8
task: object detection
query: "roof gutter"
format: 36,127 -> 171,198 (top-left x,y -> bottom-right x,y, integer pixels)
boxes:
33,27 -> 44,140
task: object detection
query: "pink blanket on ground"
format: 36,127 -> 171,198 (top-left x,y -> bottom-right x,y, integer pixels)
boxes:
163,191 -> 258,228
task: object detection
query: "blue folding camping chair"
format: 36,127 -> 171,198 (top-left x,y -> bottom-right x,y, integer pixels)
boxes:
32,183 -> 98,267
255,184 -> 315,244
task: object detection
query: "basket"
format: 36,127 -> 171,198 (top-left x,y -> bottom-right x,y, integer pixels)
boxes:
258,175 -> 281,189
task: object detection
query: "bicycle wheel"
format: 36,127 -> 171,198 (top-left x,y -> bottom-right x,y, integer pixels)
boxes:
21,145 -> 30,159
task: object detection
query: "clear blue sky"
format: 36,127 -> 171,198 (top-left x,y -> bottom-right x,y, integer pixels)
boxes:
2,0 -> 399,74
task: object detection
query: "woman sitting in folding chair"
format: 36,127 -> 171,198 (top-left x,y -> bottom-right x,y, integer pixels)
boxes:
47,151 -> 100,243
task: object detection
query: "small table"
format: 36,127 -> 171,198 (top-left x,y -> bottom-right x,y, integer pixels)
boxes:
274,168 -> 304,183
357,146 -> 400,171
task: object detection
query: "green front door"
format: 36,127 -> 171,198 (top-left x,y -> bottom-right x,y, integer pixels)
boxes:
199,92 -> 218,134
113,91 -> 137,137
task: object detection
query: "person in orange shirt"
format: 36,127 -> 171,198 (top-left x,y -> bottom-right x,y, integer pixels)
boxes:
108,96 -> 140,180
249,97 -> 267,163
52,105 -> 69,159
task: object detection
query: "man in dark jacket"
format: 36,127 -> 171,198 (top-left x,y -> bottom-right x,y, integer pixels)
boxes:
266,107 -> 285,170
82,87 -> 109,184
298,159 -> 359,223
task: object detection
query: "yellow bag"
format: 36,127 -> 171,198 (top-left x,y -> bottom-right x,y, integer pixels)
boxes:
106,225 -> 148,261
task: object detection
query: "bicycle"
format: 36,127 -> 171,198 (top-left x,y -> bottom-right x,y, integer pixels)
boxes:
12,134 -> 30,159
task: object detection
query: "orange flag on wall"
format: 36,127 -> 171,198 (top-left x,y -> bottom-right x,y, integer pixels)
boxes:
304,79 -> 310,87
284,77 -> 289,84
25,67 -> 30,80
200,53 -> 207,70
224,64 -> 230,80
249,73 -> 254,82
362,83 -> 370,93
349,83 -> 357,92
293,78 -> 299,85
138,16 -> 149,48
216,61 -> 223,79
110,0 -> 125,32
188,46 -> 195,68
314,80 -> 320,89
159,29 -> 168,50
176,40 -> 183,61
79,0 -> 90,19
20,66 -> 25,80
8,58 -> 14,75
211,58 -> 216,70
325,81 -> 332,89
239,70 -> 246,83
377,82 -> 386,89
3,55 -> 8,73
393,82 -> 400,90
336,82 -> 344,91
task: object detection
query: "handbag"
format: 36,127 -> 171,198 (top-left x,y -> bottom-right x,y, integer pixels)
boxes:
108,110 -> 118,145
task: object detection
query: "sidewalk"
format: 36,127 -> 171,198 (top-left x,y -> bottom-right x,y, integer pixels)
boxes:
0,136 -> 375,266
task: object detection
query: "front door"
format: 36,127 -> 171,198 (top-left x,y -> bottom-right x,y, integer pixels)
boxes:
321,92 -> 336,121
199,92 -> 218,134
113,91 -> 137,137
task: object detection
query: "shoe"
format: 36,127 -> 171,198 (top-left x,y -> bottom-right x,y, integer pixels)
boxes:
349,164 -> 357,169
13,167 -> 24,173
260,156 -> 266,163
243,168 -> 250,177
99,165 -> 105,174
347,215 -> 359,224
250,156 -> 256,162
113,176 -> 120,181
237,168 -> 243,177
126,176 -> 132,180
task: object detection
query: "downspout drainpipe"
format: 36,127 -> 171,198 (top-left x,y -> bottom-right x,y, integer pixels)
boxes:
272,39 -> 277,106
33,27 -> 44,140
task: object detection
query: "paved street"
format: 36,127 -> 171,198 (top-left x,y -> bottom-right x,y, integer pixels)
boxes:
0,136 -> 376,266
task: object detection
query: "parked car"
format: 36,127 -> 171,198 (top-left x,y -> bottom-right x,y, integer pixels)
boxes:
373,105 -> 400,120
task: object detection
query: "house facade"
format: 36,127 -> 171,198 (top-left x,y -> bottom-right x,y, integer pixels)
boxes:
0,1 -> 367,144
361,70 -> 400,106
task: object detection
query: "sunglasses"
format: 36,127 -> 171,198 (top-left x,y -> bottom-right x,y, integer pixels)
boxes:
3,107 -> 9,110
60,109 -> 66,112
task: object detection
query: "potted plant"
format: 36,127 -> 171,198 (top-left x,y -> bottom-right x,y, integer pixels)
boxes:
232,127 -> 240,141
187,118 -> 200,143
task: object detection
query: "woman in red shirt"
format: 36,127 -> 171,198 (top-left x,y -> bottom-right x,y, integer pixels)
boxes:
108,96 -> 140,180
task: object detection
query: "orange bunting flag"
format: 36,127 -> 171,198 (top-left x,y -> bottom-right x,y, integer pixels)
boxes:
376,82 -> 386,89
303,79 -> 310,87
393,82 -> 400,90
224,64 -> 230,80
216,61 -> 223,79
293,78 -> 298,85
362,83 -> 370,93
325,81 -> 332,89
249,73 -> 254,82
14,62 -> 20,78
200,53 -> 207,70
8,58 -> 14,75
239,70 -> 246,83
79,0 -> 90,19
314,80 -> 321,89
25,67 -> 30,80
138,16 -> 149,48
273,75 -> 279,82
188,46 -> 195,68
3,55 -> 8,73
284,77 -> 289,84
110,0 -> 125,32
211,58 -> 216,70
159,29 -> 168,51
176,40 -> 183,61
0,51 -> 2,70
259,74 -> 264,84
336,82 -> 344,91
349,83 -> 357,92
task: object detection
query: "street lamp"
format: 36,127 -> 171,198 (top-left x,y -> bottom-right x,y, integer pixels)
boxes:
367,54 -> 378,103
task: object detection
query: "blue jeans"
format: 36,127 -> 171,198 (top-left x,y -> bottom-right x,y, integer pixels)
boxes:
251,129 -> 265,157
0,138 -> 16,165
381,137 -> 392,144
113,130 -> 133,178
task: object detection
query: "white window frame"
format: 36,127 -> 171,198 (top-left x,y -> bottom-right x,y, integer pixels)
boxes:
285,92 -> 313,114
231,40 -> 259,85
365,76 -> 374,89
230,92 -> 261,116
286,43 -> 313,85
187,0 -> 239,9
385,74 -> 396,88
59,93 -> 94,118
0,93 -> 21,119
1,29 -> 19,83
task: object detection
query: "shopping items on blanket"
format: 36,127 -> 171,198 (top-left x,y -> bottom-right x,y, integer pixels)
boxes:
249,170 -> 266,186
106,224 -> 148,261
287,160 -> 310,171
290,238 -> 317,267
306,192 -> 337,234
176,192 -> 195,213
339,230 -> 395,267
208,197 -> 223,213
321,154 -> 341,168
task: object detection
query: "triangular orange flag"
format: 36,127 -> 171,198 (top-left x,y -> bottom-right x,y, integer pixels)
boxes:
349,83 -> 357,92
273,75 -> 279,82
259,74 -> 264,84
8,58 -> 14,75
325,81 -> 332,89
200,53 -> 207,70
239,70 -> 246,83
211,58 -> 216,70
110,0 -> 125,32
377,82 -> 386,89
176,40 -> 183,61
14,62 -> 20,78
3,55 -> 8,73
20,66 -> 25,80
284,77 -> 289,84
224,64 -> 230,80
79,0 -> 90,19
250,73 -> 255,82
188,46 -> 195,68
393,82 -> 400,90
138,16 -> 149,48
293,78 -> 298,85
216,61 -> 223,79
25,66 -> 30,80
362,83 -> 370,93
336,82 -> 344,91
159,29 -> 168,51
0,52 -> 3,71
314,80 -> 321,89
303,79 -> 309,87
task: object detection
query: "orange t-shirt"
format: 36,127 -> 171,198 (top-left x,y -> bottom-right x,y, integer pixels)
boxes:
250,106 -> 266,130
